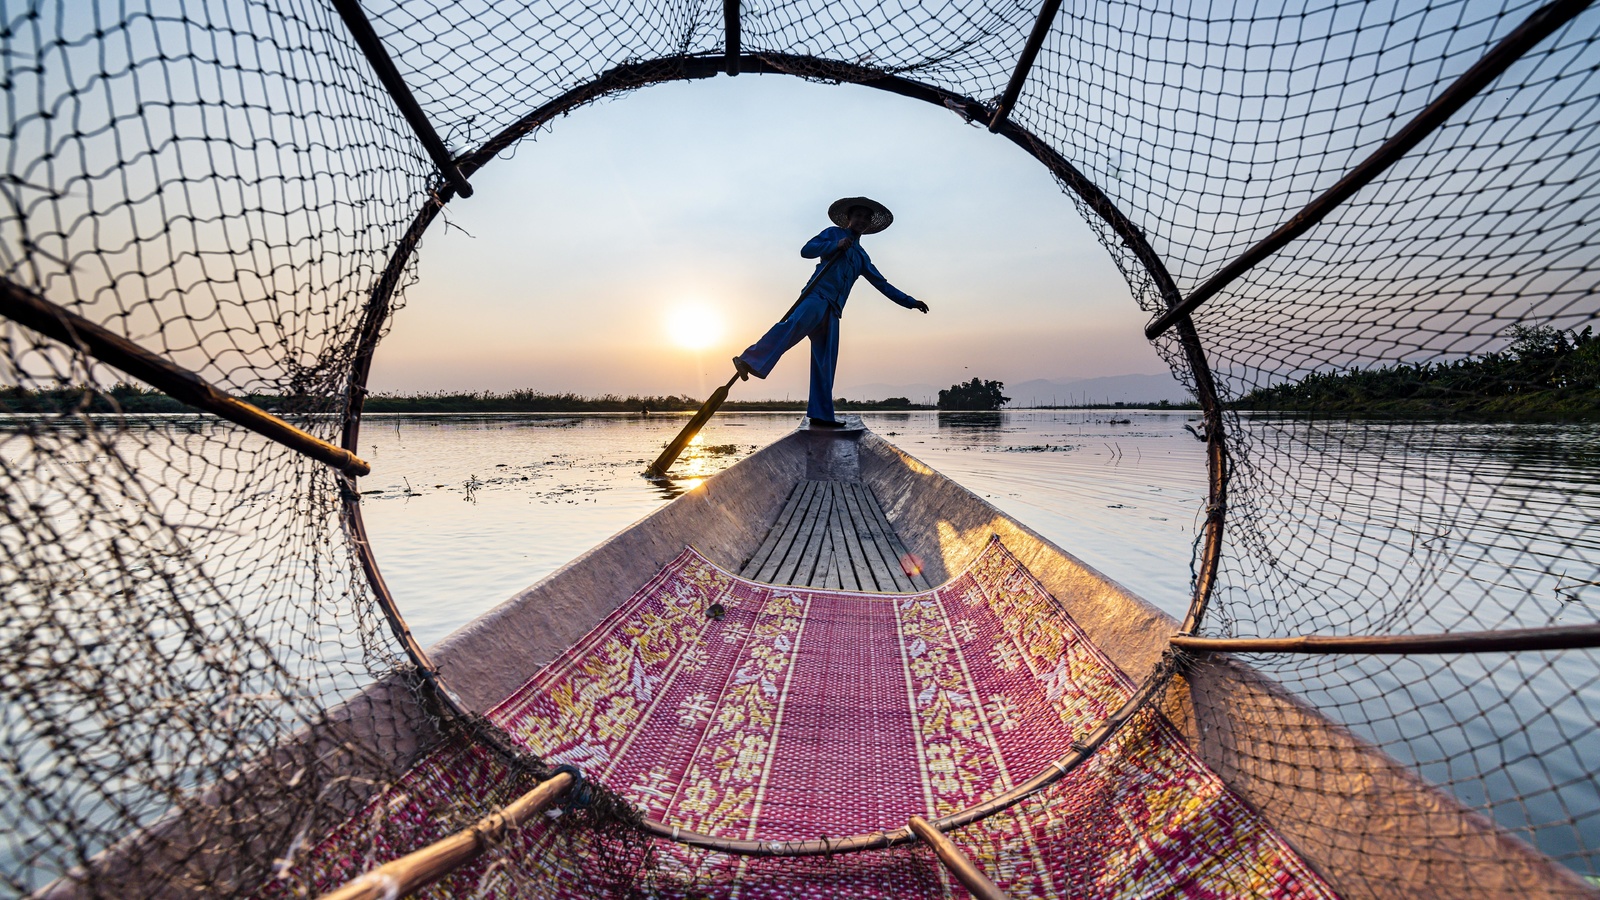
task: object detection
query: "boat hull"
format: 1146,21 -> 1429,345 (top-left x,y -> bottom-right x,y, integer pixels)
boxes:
53,426 -> 1589,898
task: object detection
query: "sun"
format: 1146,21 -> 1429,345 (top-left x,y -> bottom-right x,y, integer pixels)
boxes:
665,304 -> 724,351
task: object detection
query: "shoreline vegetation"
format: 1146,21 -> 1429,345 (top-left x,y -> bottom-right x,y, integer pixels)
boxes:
0,384 -> 1197,415
1233,325 -> 1600,420
361,392 -> 938,413
5,326 -> 1595,420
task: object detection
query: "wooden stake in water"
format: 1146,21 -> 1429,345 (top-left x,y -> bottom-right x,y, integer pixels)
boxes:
647,370 -> 743,478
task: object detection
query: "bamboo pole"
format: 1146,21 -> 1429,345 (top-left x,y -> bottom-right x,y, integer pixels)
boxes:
317,771 -> 573,900
1145,0 -> 1594,340
987,0 -> 1064,130
1172,623 -> 1600,656
329,0 -> 472,197
908,816 -> 1012,900
723,0 -> 741,75
1,277 -> 371,478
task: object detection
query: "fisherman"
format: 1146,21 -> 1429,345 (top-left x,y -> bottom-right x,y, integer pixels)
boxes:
733,197 -> 928,428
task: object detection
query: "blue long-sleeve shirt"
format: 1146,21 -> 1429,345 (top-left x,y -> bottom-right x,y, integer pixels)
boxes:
799,226 -> 918,317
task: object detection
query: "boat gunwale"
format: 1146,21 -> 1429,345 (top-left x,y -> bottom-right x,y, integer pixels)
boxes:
404,426 -> 1187,859
59,428 -> 1587,896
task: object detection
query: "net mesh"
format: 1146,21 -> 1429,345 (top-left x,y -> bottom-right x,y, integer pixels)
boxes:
2,0 -> 1597,898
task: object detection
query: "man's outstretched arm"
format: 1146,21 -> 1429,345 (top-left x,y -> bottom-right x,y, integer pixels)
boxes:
864,261 -> 929,313
801,226 -> 853,259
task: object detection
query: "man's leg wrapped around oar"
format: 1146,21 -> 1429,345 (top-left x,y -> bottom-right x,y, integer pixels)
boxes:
735,294 -> 828,379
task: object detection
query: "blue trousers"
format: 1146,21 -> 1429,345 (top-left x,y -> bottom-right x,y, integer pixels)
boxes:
736,294 -> 839,421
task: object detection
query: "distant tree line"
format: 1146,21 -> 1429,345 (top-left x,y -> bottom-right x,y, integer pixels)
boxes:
365,392 -> 934,412
0,385 -> 937,414
363,390 -> 703,413
2,383 -> 199,413
1234,325 -> 1600,418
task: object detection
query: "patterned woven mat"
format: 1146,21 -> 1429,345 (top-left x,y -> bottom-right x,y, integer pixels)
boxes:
275,538 -> 1338,898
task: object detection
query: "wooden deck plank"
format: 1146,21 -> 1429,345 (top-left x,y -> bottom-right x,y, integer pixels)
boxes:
741,481 -> 809,578
840,481 -> 904,591
755,481 -> 820,583
860,483 -> 933,591
761,480 -> 819,576
844,483 -> 896,589
764,486 -> 814,584
825,484 -> 863,592
820,533 -> 841,590
788,484 -> 835,586
832,477 -> 883,589
854,483 -> 916,592
766,480 -> 823,583
774,480 -> 830,584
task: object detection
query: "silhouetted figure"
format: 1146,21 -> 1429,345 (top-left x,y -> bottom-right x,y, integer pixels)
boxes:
733,197 -> 927,427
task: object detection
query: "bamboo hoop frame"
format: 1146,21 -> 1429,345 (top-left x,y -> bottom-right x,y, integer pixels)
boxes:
324,0 -> 1583,866
332,52 -> 1223,858
320,51 -> 1230,867
317,771 -> 574,900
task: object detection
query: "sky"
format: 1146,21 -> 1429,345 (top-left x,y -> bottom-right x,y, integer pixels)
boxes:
368,74 -> 1177,400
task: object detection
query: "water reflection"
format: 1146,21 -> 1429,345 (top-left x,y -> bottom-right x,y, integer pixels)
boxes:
936,411 -> 1005,429
641,433 -> 755,499
352,411 -> 1208,640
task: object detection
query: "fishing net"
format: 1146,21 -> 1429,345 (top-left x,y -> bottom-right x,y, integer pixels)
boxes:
2,0 -> 1597,898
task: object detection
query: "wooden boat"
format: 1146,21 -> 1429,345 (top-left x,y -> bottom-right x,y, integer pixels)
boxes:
60,420 -> 1588,899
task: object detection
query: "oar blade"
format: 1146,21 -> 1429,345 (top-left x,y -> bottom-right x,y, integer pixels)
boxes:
645,383 -> 731,477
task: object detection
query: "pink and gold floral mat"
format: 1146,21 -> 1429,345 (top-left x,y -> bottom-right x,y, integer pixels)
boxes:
276,538 -> 1336,898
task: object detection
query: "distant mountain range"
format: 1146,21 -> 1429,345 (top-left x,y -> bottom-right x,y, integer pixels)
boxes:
840,373 -> 1190,406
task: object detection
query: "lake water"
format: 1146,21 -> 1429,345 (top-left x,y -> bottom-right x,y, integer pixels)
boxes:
353,409 -> 1598,875
354,410 -> 1209,645
3,409 -> 1595,884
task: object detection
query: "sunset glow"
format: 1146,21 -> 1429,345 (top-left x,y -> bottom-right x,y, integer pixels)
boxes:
665,304 -> 724,351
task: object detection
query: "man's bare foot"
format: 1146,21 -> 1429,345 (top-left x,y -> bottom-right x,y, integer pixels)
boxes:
808,417 -> 846,428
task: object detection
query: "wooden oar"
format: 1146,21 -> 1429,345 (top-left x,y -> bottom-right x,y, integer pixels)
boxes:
646,370 -> 742,477
645,235 -> 857,478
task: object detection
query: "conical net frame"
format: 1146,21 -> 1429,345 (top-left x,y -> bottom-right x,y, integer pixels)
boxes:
1,1 -> 1597,897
